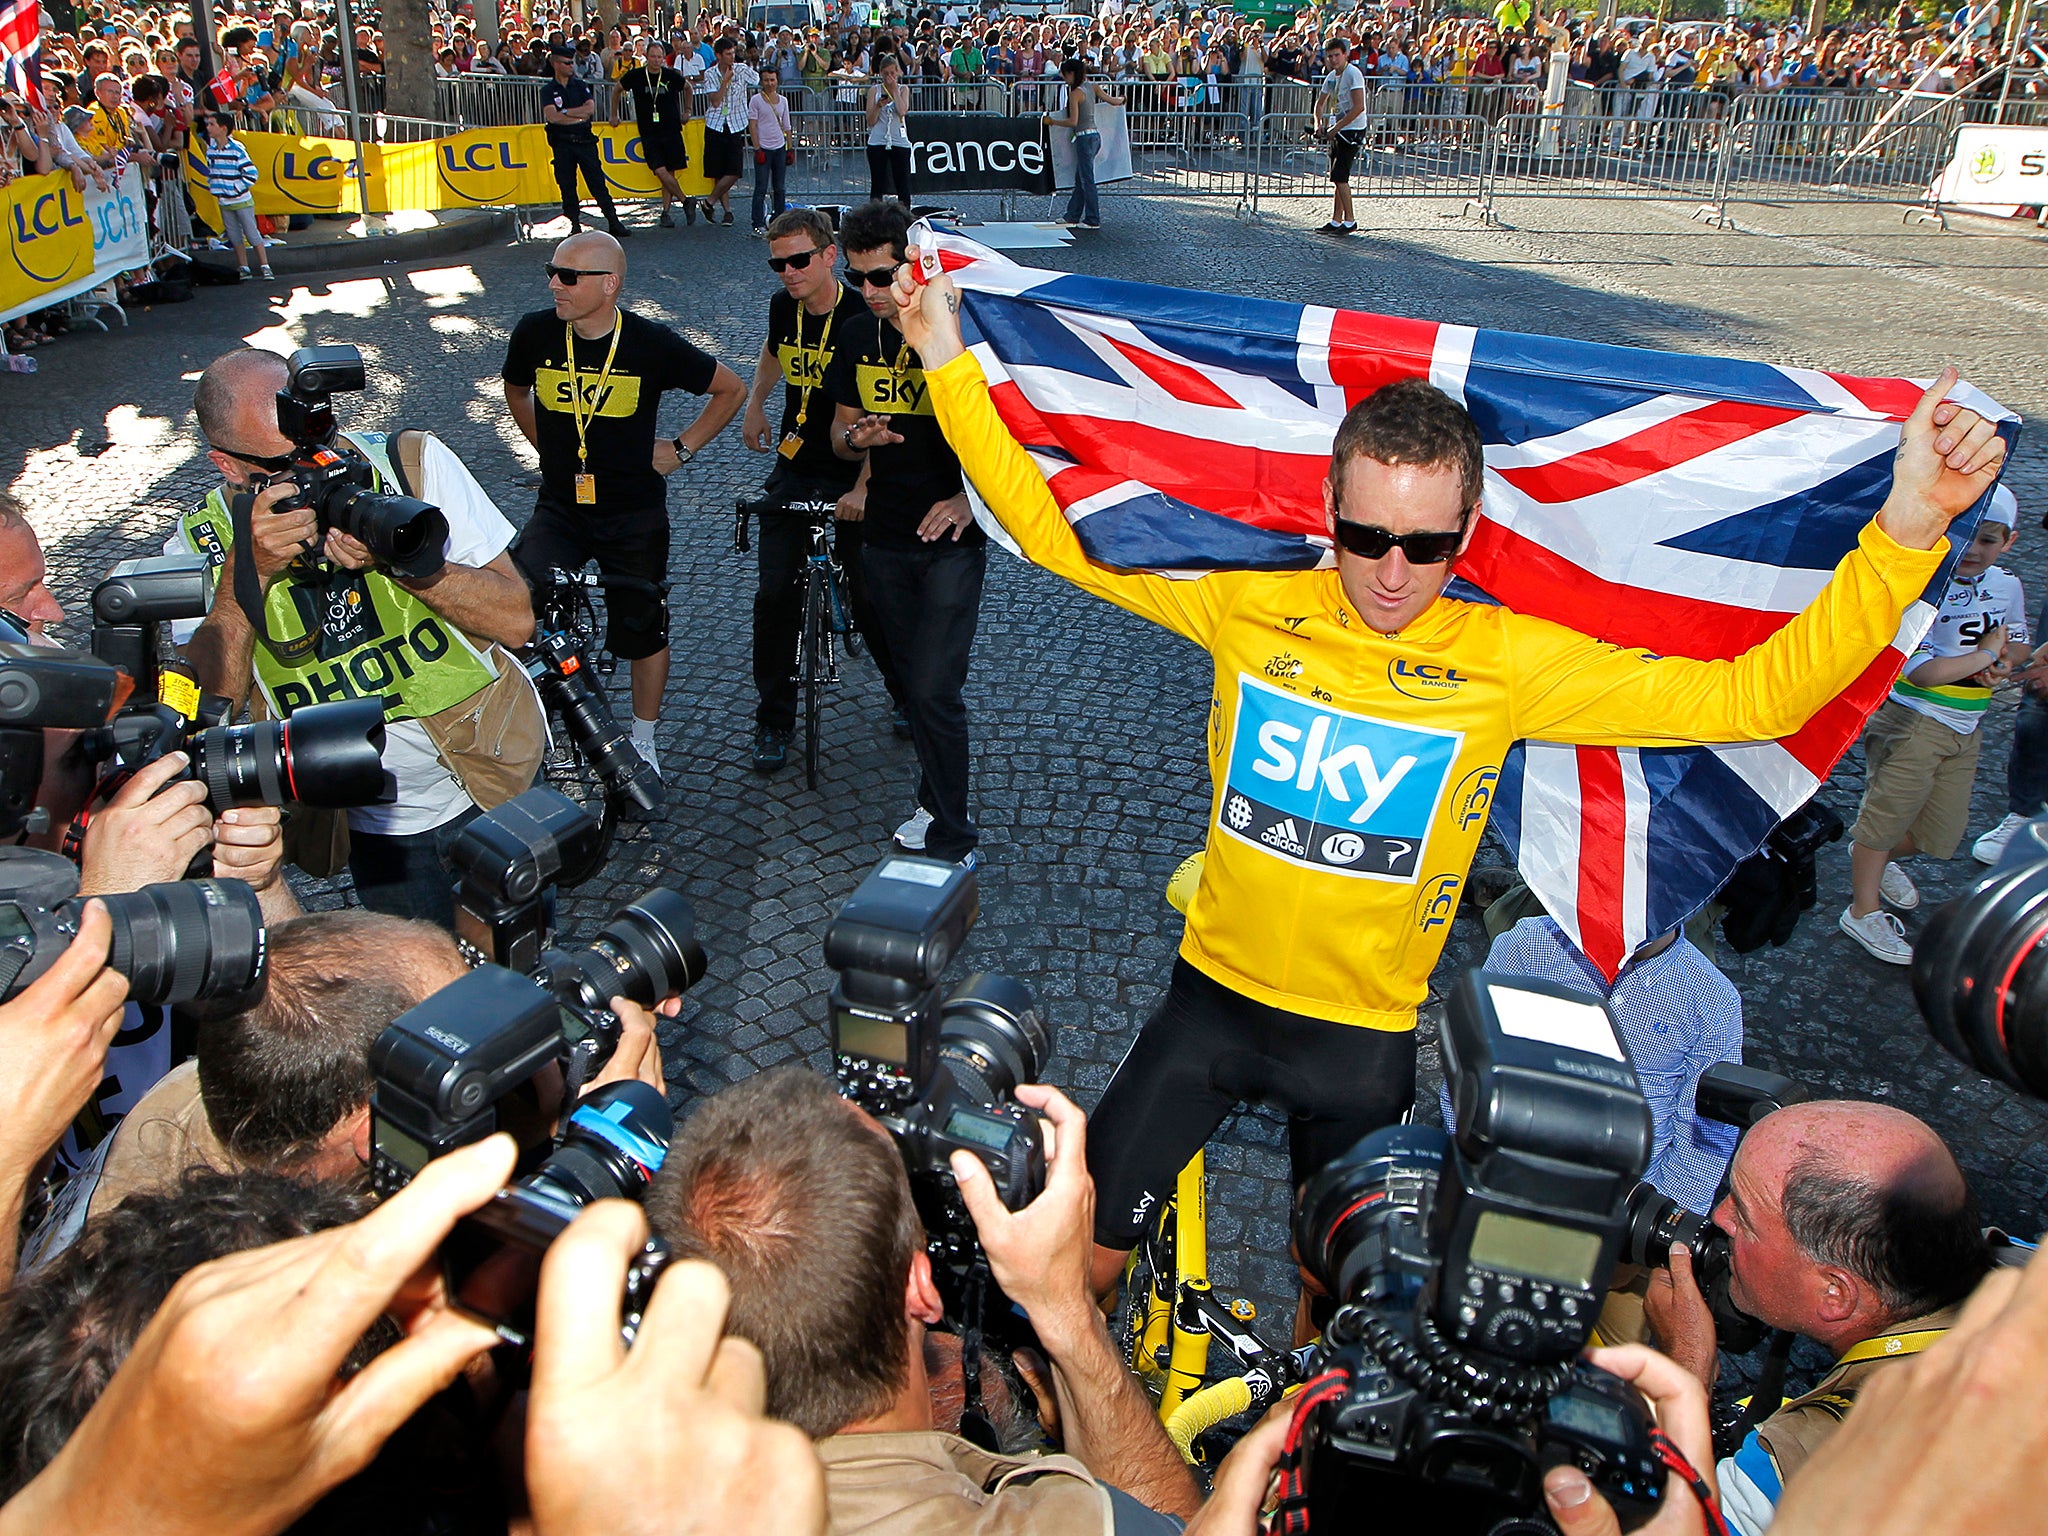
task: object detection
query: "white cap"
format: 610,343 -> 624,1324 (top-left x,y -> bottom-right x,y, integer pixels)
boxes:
1985,484 -> 2018,528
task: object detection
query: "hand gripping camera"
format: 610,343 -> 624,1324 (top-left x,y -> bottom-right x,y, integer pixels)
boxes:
1285,971 -> 1667,1535
826,856 -> 1050,1335
273,345 -> 449,582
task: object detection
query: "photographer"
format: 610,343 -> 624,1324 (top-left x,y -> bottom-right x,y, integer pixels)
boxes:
179,347 -> 543,929
1643,1100 -> 1993,1535
0,495 -> 64,644
0,1138 -> 826,1536
22,910 -> 667,1268
645,1063 -> 1209,1533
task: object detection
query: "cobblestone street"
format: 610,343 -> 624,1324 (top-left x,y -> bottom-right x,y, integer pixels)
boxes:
8,188 -> 2048,1338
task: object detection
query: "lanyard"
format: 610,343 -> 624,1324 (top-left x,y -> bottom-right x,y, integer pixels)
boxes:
790,297 -> 838,432
565,318 -> 624,472
1836,1327 -> 1948,1365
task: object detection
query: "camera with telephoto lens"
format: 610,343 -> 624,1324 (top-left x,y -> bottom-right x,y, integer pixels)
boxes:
826,855 -> 1050,1333
1914,815 -> 2048,1101
72,554 -> 393,821
1619,1063 -> 1810,1357
362,787 -> 704,1199
1284,971 -> 1666,1535
442,1076 -> 677,1350
0,844 -> 267,1007
273,345 -> 450,582
0,642 -> 124,839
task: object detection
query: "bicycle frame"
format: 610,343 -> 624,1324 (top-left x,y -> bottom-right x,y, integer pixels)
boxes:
1125,1150 -> 1213,1418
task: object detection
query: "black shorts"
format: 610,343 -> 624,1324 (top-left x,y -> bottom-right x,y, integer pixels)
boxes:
704,126 -> 745,179
1329,129 -> 1364,185
642,130 -> 689,172
511,500 -> 671,661
1085,957 -> 1417,1249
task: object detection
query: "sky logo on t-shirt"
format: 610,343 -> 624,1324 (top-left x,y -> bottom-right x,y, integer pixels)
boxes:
1219,675 -> 1462,881
535,368 -> 643,417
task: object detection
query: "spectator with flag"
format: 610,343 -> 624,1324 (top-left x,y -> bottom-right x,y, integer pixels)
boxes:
886,258 -> 2010,1305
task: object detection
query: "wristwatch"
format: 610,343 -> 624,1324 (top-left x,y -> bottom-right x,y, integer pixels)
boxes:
843,424 -> 867,454
671,436 -> 694,462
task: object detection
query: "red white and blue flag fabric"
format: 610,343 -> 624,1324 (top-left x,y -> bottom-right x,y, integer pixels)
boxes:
0,0 -> 41,109
918,225 -> 2022,979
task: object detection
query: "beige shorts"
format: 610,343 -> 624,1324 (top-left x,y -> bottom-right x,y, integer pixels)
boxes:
1850,698 -> 1983,860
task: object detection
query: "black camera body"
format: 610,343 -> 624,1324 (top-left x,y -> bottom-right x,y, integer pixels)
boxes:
1288,972 -> 1663,1535
275,345 -> 449,583
827,857 -> 1050,1331
0,643 -> 123,839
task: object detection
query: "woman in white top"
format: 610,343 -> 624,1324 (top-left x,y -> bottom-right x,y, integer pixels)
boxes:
865,51 -> 912,207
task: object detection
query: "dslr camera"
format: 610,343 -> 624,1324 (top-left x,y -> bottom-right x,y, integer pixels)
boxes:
1915,815 -> 2048,1101
1286,971 -> 1667,1535
73,555 -> 391,829
368,786 -> 706,1197
272,345 -> 449,582
826,856 -> 1050,1332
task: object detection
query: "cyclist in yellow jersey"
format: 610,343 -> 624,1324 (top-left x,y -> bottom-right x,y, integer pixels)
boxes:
884,266 -> 2009,1294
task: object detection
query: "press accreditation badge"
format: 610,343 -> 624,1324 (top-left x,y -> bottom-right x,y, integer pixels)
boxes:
575,472 -> 597,504
778,432 -> 804,460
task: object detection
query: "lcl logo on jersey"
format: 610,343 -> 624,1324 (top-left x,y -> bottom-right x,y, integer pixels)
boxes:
1388,657 -> 1468,701
1451,766 -> 1499,831
1220,675 -> 1463,883
1416,873 -> 1462,930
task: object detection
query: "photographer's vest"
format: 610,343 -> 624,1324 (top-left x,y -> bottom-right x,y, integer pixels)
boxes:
177,431 -> 544,830
817,1431 -> 1114,1536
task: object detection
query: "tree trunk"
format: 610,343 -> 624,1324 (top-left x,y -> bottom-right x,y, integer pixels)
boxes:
381,0 -> 437,120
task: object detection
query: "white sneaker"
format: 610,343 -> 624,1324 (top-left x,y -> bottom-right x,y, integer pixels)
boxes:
1974,812 -> 2031,865
632,735 -> 662,780
1879,862 -> 1920,911
893,806 -> 934,851
1839,905 -> 1913,965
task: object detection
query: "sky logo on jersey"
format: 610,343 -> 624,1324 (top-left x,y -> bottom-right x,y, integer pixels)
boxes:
1220,675 -> 1463,881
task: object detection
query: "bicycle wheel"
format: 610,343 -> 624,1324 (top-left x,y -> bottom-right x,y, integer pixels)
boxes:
803,569 -> 827,791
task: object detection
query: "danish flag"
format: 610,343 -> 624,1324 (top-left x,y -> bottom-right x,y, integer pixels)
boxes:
918,225 -> 2022,979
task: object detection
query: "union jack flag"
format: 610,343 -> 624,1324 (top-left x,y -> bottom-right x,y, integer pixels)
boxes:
918,225 -> 2022,980
0,0 -> 40,109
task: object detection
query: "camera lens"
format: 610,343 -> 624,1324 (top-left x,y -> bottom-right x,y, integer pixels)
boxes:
1913,833 -> 2048,1098
526,1079 -> 674,1206
583,887 -> 707,1007
188,698 -> 387,812
936,973 -> 1049,1106
1620,1180 -> 1711,1269
1295,1124 -> 1448,1305
58,877 -> 266,1005
532,663 -> 665,818
332,489 -> 449,582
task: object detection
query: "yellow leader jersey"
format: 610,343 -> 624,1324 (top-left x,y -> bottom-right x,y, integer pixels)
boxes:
925,352 -> 1942,1032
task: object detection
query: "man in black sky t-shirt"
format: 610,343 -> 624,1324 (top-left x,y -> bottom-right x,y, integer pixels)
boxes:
826,201 -> 983,868
541,42 -> 628,238
739,207 -> 900,776
612,38 -> 694,229
503,230 -> 747,777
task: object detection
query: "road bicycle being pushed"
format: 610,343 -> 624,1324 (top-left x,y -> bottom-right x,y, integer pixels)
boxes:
736,494 -> 863,791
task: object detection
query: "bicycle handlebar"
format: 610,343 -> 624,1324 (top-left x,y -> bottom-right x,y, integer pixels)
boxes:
734,495 -> 841,554
1165,1376 -> 1259,1461
537,565 -> 671,598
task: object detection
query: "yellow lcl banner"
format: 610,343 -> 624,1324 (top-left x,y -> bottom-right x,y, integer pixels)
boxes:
186,123 -> 715,223
2,172 -> 97,318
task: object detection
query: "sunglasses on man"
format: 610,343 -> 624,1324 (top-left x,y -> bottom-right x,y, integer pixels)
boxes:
544,262 -> 615,285
846,263 -> 901,289
1330,511 -> 1471,565
766,246 -> 831,274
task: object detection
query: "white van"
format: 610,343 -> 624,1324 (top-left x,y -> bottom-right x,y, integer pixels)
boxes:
745,0 -> 827,35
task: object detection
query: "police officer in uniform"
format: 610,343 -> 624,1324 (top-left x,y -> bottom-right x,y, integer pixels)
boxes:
179,348 -> 544,928
542,40 -> 630,239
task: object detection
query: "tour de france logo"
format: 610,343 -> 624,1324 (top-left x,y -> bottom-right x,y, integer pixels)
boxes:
1969,144 -> 2002,183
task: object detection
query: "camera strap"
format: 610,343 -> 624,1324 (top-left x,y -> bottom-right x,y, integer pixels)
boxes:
1272,1367 -> 1350,1534
956,1268 -> 1000,1454
227,486 -> 323,668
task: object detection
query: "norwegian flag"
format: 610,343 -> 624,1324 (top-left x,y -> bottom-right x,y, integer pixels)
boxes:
0,0 -> 41,109
917,225 -> 2022,980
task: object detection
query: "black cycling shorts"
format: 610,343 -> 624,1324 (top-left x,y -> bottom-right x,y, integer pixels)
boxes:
642,130 -> 689,173
1329,129 -> 1364,185
511,500 -> 671,661
1086,956 -> 1417,1250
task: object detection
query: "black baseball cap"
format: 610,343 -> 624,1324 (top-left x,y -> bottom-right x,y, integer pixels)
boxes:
549,41 -> 575,58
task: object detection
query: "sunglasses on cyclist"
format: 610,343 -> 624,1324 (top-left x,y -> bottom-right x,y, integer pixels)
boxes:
767,247 -> 827,274
544,263 -> 615,285
847,263 -> 902,289
1330,513 -> 1471,565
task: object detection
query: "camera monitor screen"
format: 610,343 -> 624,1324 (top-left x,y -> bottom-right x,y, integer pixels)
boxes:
944,1107 -> 1016,1153
373,1118 -> 433,1176
836,1008 -> 909,1066
1487,983 -> 1626,1063
1548,1391 -> 1628,1443
1469,1210 -> 1604,1290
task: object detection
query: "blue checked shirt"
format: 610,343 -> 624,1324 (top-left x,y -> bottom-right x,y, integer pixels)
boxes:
1445,917 -> 1743,1214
